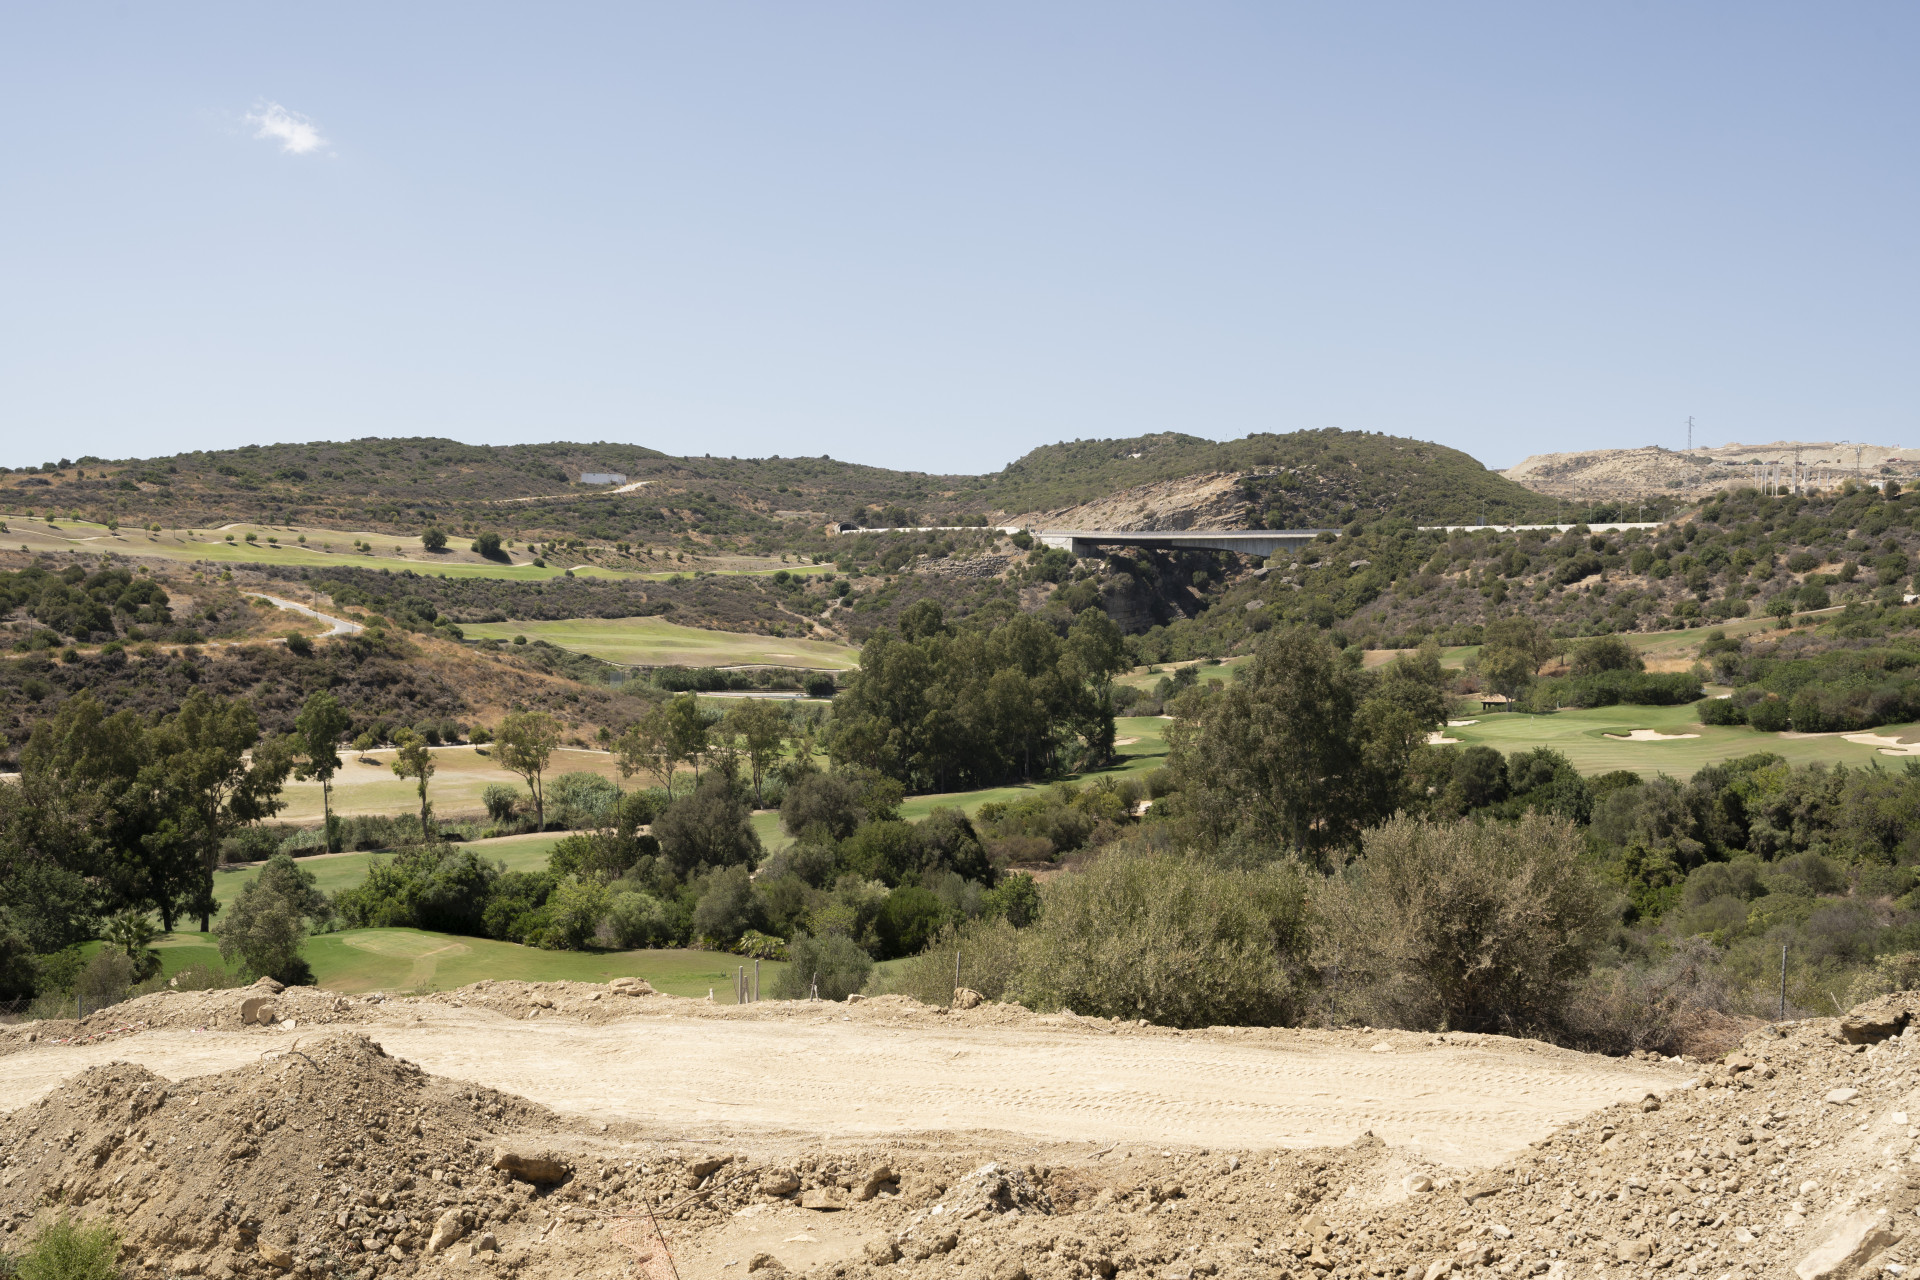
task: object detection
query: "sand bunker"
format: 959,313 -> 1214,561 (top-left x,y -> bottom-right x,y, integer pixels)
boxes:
1601,729 -> 1700,741
1426,732 -> 1460,745
1446,719 -> 1479,728
1843,731 -> 1920,756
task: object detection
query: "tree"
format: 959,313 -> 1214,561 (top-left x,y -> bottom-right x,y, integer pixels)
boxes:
101,909 -> 161,981
217,853 -> 320,985
391,728 -> 436,838
471,531 -> 505,560
662,693 -> 712,782
293,689 -> 352,852
422,527 -> 449,552
6,691 -> 181,935
1165,626 -> 1436,866
1569,634 -> 1642,677
495,711 -> 562,828
653,772 -> 761,876
149,689 -> 293,932
1767,595 -> 1796,629
614,710 -> 677,797
1479,615 -> 1559,708
724,699 -> 789,806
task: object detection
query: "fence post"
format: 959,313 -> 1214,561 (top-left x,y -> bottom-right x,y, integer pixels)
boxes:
753,959 -> 760,1003
1778,945 -> 1788,1021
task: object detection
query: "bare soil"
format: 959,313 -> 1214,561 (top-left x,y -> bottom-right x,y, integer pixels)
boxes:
2,984 -> 1916,1280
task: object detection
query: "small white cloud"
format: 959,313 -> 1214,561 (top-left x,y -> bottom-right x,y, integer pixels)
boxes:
246,101 -> 327,155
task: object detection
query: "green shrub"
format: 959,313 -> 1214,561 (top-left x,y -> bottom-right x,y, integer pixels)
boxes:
545,772 -> 622,830
1015,844 -> 1310,1028
596,891 -> 674,950
772,933 -> 872,1001
481,783 -> 521,823
870,917 -> 1021,1006
1311,813 -> 1605,1034
16,1214 -> 121,1280
1696,697 -> 1745,726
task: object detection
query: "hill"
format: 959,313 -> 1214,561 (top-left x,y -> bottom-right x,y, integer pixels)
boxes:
1504,439 -> 1920,499
1,428 -> 1563,551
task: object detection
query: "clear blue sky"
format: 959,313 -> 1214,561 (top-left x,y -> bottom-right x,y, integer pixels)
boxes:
2,4 -> 1914,474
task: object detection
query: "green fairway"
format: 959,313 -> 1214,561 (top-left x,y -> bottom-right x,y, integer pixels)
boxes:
150,928 -> 781,999
463,616 -> 860,669
213,832 -> 567,905
1445,703 -> 1920,779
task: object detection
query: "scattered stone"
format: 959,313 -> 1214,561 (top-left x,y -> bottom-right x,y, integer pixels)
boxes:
845,993 -> 866,1004
952,988 -> 984,1010
239,997 -> 278,1026
257,1243 -> 293,1270
800,1187 -> 847,1211
1825,1088 -> 1860,1105
862,1235 -> 900,1265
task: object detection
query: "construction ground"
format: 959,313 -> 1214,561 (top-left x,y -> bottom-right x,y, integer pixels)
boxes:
0,982 -> 1914,1280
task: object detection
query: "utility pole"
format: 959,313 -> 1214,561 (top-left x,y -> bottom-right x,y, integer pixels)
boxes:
1687,417 -> 1694,453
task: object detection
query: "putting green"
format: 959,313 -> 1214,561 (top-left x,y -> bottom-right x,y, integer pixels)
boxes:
1448,703 -> 1920,779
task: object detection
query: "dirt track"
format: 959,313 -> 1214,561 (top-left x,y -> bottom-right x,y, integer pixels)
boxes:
0,998 -> 1680,1169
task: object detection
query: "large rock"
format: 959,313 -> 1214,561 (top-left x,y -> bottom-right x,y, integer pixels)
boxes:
855,1164 -> 897,1201
1840,1009 -> 1910,1045
426,1209 -> 466,1255
257,1243 -> 294,1271
759,1168 -> 801,1196
239,997 -> 278,1026
608,976 -> 655,996
491,1147 -> 571,1184
862,1235 -> 900,1266
800,1187 -> 848,1211
952,988 -> 984,1010
1794,1211 -> 1902,1280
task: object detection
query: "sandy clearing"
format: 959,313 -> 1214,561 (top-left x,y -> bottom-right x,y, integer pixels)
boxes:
0,1005 -> 1676,1169
1601,729 -> 1700,741
1426,733 -> 1460,745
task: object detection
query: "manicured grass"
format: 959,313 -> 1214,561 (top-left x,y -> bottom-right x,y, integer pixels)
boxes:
213,832 -> 568,905
150,928 -> 782,999
462,616 -> 860,670
1447,703 -> 1920,779
279,744 -> 629,823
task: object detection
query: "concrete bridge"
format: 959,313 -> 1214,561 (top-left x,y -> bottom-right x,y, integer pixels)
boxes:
1035,528 -> 1337,557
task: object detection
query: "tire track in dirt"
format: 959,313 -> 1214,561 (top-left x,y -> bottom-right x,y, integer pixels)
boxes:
0,1005 -> 1681,1168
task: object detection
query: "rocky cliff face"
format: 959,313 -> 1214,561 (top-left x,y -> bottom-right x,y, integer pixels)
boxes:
1014,472 -> 1250,533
